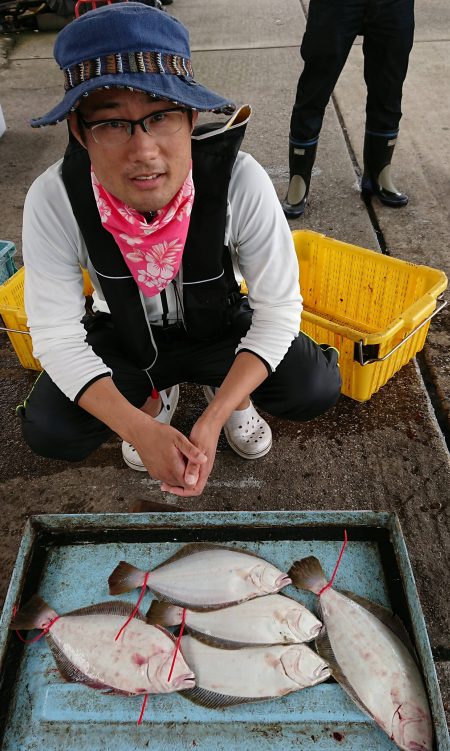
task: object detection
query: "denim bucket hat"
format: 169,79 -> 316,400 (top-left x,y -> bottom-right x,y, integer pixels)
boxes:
31,2 -> 235,127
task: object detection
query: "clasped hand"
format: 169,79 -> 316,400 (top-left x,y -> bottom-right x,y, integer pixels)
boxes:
131,415 -> 221,497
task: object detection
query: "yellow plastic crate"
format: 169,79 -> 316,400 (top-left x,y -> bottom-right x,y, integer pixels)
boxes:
0,241 -> 447,401
0,266 -> 93,371
294,230 -> 448,401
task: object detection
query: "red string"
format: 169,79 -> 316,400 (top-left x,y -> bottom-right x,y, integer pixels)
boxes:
137,694 -> 149,726
115,571 -> 150,642
136,599 -> 185,725
167,608 -> 187,682
317,529 -> 348,596
151,388 -> 159,400
12,605 -> 60,644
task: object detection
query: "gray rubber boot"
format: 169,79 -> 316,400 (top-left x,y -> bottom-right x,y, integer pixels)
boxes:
281,138 -> 318,219
361,132 -> 408,207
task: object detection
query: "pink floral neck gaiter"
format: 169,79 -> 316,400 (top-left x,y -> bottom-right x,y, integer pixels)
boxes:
91,165 -> 195,297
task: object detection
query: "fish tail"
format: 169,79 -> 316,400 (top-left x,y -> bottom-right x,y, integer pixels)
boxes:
146,601 -> 183,627
10,595 -> 58,631
288,557 -> 328,595
108,561 -> 148,595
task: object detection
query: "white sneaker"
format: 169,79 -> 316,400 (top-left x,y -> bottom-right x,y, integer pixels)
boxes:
203,385 -> 272,459
122,385 -> 180,472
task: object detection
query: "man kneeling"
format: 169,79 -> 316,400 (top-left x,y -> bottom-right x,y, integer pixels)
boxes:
19,3 -> 341,496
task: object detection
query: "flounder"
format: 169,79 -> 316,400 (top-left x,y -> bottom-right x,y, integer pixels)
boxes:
147,593 -> 322,647
10,595 -> 195,695
289,557 -> 433,751
179,634 -> 330,708
109,542 -> 291,610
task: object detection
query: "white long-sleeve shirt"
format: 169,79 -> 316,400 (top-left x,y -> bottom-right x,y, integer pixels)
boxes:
23,151 -> 302,401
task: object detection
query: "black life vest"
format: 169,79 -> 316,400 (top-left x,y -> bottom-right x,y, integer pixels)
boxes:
62,113 -> 248,370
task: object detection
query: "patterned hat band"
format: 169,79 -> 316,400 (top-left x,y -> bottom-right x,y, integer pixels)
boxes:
63,51 -> 194,91
32,4 -> 234,126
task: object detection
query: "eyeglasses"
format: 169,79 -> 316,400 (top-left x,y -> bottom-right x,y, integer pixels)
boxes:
78,107 -> 187,147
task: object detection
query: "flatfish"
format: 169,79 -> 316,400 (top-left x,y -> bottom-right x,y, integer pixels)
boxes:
109,542 -> 291,610
147,593 -> 322,646
179,635 -> 330,707
289,557 -> 433,751
10,595 -> 195,695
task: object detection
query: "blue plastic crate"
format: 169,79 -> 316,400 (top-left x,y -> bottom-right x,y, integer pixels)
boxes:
0,511 -> 448,751
0,241 -> 17,285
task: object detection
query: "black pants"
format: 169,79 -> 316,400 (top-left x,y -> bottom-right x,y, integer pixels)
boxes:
290,0 -> 415,141
19,308 -> 341,462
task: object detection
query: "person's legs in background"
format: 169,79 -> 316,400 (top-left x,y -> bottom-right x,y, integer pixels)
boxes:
283,0 -> 364,218
361,0 -> 415,206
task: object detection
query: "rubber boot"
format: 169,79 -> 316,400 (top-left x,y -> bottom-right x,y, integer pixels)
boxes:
361,132 -> 408,208
281,137 -> 318,219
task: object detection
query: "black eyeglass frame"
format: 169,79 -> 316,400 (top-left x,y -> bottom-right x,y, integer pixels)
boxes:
77,106 -> 188,141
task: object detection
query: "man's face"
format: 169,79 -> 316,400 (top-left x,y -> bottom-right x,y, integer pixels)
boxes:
69,88 -> 197,213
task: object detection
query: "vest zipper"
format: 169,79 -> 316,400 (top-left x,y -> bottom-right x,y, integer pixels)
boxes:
161,288 -> 169,327
172,279 -> 186,330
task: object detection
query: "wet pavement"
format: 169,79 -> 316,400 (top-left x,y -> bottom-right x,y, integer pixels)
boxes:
0,0 -> 449,724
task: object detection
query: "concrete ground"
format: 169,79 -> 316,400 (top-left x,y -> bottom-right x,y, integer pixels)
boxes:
0,0 -> 449,723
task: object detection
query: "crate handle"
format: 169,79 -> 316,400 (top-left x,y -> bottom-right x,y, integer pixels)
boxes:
356,296 -> 447,366
0,325 -> 31,335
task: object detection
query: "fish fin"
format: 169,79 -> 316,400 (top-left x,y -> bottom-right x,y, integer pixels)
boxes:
67,600 -> 146,622
180,686 -> 270,709
146,601 -> 183,627
315,628 -> 374,720
184,626 -> 262,650
338,590 -> 417,658
108,687 -> 143,697
152,542 -> 272,571
9,595 -> 58,631
153,623 -> 177,644
193,542 -> 288,563
335,681 -> 375,722
47,633 -> 111,689
288,557 -> 327,595
108,561 -> 148,595
315,627 -> 344,680
47,633 -> 141,695
145,585 -> 231,612
150,542 -> 227,571
143,586 -> 191,610
151,543 -> 211,570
